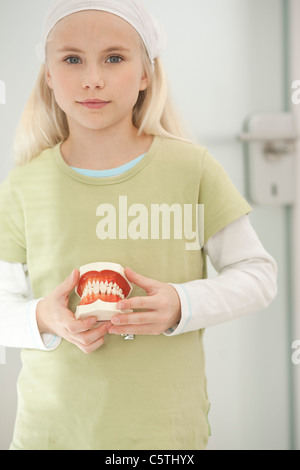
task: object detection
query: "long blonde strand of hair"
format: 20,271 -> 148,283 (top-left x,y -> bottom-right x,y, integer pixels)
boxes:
14,66 -> 69,166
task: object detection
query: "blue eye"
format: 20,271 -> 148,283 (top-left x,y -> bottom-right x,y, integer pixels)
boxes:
65,56 -> 81,65
106,56 -> 123,64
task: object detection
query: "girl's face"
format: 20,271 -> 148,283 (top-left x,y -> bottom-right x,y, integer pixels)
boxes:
45,11 -> 148,135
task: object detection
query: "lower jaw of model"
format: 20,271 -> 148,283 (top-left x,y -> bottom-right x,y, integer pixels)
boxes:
75,262 -> 133,322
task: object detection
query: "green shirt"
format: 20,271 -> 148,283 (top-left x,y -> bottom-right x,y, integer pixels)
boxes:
0,136 -> 251,450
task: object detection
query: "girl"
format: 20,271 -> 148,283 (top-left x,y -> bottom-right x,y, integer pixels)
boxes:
0,0 -> 277,450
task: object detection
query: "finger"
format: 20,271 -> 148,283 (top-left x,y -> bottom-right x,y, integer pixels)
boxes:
55,269 -> 80,298
117,295 -> 157,312
72,322 -> 111,346
65,314 -> 99,334
111,311 -> 162,326
72,335 -> 105,355
124,267 -> 159,294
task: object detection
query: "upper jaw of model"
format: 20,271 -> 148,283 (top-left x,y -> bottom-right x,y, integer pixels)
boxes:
75,262 -> 133,322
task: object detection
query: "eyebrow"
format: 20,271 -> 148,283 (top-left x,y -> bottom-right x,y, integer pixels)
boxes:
57,45 -> 131,53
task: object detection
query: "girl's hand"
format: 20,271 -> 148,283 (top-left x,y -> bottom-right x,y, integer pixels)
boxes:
109,267 -> 181,336
36,269 -> 111,354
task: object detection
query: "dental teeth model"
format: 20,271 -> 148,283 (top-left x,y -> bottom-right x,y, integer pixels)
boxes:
75,262 -> 133,322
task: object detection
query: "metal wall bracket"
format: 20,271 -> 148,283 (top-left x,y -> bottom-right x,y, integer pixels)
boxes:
239,113 -> 297,205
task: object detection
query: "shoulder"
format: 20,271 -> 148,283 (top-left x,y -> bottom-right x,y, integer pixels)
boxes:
159,136 -> 208,159
5,145 -> 59,188
156,136 -> 209,172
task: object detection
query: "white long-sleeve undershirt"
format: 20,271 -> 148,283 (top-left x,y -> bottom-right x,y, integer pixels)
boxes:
0,215 -> 277,350
167,215 -> 277,335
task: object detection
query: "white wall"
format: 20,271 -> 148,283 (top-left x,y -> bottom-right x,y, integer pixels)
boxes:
0,0 -> 54,449
145,0 -> 291,450
290,0 -> 300,449
0,0 -> 293,450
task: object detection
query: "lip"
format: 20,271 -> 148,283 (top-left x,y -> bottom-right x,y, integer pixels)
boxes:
78,99 -> 110,109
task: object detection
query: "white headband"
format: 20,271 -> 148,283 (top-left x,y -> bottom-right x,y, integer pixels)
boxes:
36,0 -> 167,66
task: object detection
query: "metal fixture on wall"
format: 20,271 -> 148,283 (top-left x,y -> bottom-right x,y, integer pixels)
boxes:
239,112 -> 298,205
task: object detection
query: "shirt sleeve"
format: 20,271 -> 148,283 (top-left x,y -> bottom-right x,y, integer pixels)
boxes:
0,261 -> 61,350
200,150 -> 252,244
165,215 -> 278,336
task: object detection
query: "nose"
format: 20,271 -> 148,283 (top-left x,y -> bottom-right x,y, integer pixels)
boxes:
81,64 -> 105,90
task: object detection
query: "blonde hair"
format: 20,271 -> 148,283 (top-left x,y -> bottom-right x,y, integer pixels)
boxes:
14,43 -> 189,166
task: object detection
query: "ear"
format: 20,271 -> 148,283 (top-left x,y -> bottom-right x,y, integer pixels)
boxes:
45,66 -> 54,90
139,69 -> 149,92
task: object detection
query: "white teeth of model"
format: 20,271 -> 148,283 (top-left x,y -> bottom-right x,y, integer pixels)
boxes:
81,280 -> 126,300
93,283 -> 99,294
100,282 -> 106,294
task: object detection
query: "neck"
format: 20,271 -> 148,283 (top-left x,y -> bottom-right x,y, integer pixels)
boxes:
60,119 -> 153,171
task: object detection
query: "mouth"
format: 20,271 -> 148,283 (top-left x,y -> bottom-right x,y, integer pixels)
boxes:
77,99 -> 110,109
76,263 -> 132,306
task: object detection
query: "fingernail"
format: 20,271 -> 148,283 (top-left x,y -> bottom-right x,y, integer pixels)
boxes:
117,302 -> 126,310
109,327 -> 117,334
112,317 -> 120,325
